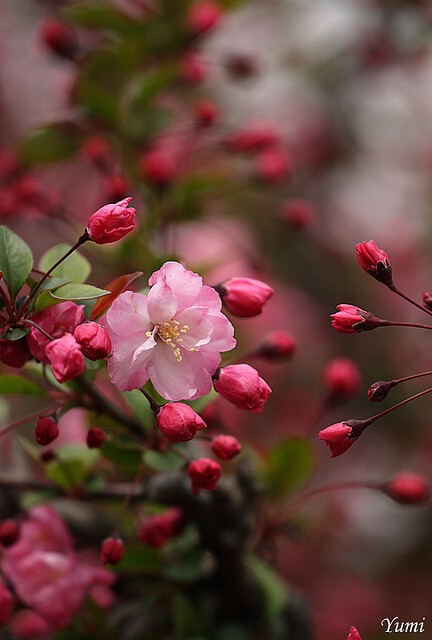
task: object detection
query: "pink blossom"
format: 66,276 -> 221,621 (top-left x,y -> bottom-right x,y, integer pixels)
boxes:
322,358 -> 361,401
188,458 -> 222,494
347,627 -> 362,640
213,364 -> 271,413
27,301 -> 84,363
101,537 -> 124,565
45,333 -> 85,383
319,422 -> 354,458
10,609 -> 52,639
87,198 -> 136,244
219,276 -> 273,317
330,304 -> 381,333
355,239 -> 393,286
104,261 -> 236,401
1,506 -> 114,631
138,508 -> 185,548
187,0 -> 224,35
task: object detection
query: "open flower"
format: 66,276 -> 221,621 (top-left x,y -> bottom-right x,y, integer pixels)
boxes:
103,261 -> 236,401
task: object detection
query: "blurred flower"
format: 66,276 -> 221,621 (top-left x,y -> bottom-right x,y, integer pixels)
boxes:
138,508 -> 185,548
0,578 -> 14,625
381,472 -> 430,505
188,458 -> 222,494
187,0 -> 224,36
27,302 -> 84,364
45,333 -> 85,383
86,427 -> 106,449
0,337 -> 31,368
10,609 -> 51,639
322,358 -> 361,401
35,416 -> 59,446
101,538 -> 124,565
211,434 -> 242,460
255,330 -> 296,361
0,519 -> 20,547
104,261 -> 236,400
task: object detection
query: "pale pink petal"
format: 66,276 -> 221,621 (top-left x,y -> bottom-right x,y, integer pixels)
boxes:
104,291 -> 150,336
204,313 -> 236,351
194,284 -> 223,311
174,308 -> 212,348
147,280 -> 177,325
148,343 -> 212,401
149,261 -> 203,307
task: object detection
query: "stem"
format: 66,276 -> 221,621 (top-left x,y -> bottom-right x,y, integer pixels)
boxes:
382,320 -> 432,330
284,481 -> 377,515
140,387 -> 161,414
388,284 -> 432,319
19,232 -> 89,318
23,319 -> 55,341
112,464 -> 147,537
392,370 -> 432,386
0,405 -> 62,438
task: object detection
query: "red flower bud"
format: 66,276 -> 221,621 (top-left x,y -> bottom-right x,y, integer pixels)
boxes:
367,380 -> 393,402
0,519 -> 20,547
87,197 -> 136,244
0,338 -> 31,368
0,578 -> 14,626
256,331 -> 296,361
138,508 -> 185,548
218,277 -> 273,318
40,18 -> 78,59
422,291 -> 432,310
74,322 -> 112,360
347,627 -> 362,640
281,198 -> 317,230
101,537 -> 124,565
0,148 -> 21,180
188,458 -> 222,495
225,123 -> 280,152
187,0 -> 223,35
331,304 -> 383,333
322,358 -> 361,401
381,472 -> 430,505
139,148 -> 178,186
214,364 -> 272,413
180,52 -> 210,85
211,435 -> 242,460
194,98 -> 220,127
35,416 -> 59,446
10,610 -> 52,639
81,135 -> 112,170
45,333 -> 85,383
156,402 -> 206,442
318,422 -> 355,458
86,427 -> 106,449
104,174 -> 129,202
255,147 -> 293,183
355,240 -> 393,286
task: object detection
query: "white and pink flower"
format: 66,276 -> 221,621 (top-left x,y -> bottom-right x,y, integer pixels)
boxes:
103,261 -> 236,401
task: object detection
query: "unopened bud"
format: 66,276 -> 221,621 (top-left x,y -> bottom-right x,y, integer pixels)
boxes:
0,519 -> 20,547
188,458 -> 222,495
101,537 -> 124,565
156,402 -> 206,442
211,434 -> 242,460
35,416 -> 59,446
381,472 -> 430,505
422,291 -> 432,310
256,331 -> 296,361
368,380 -> 393,402
86,427 -> 106,449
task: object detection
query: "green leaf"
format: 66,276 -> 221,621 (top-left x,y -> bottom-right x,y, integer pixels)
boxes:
39,244 -> 91,282
20,123 -> 81,166
113,544 -> 162,573
33,290 -> 64,313
0,375 -> 45,396
66,2 -> 135,31
245,555 -> 288,619
143,449 -> 185,472
172,593 -> 202,639
1,327 -> 29,341
0,226 -> 33,298
261,438 -> 315,500
51,283 -> 110,301
100,439 -> 143,472
45,445 -> 99,492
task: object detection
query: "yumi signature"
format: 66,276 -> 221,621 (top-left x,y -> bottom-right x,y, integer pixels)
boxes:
381,617 -> 426,633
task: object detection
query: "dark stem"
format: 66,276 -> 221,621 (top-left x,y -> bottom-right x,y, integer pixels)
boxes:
140,387 -> 161,413
388,284 -> 432,319
284,481 -> 377,514
0,405 -> 63,438
392,370 -> 432,386
23,319 -> 55,341
382,320 -> 432,330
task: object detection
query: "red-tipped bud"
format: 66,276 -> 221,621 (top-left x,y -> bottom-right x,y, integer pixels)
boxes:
281,198 -> 317,230
368,380 -> 393,402
40,18 -> 78,59
256,331 -> 296,361
188,458 -> 222,495
45,333 -> 85,383
218,277 -> 273,318
211,435 -> 242,460
0,338 -> 31,368
74,322 -> 112,360
194,98 -> 220,127
87,197 -> 136,244
0,578 -> 14,625
322,358 -> 361,401
214,364 -> 272,413
381,472 -> 430,505
101,537 -> 124,565
138,508 -> 185,548
86,427 -> 106,449
156,402 -> 206,442
355,240 -> 393,286
180,52 -> 210,85
35,416 -> 59,446
331,304 -> 383,334
0,519 -> 20,547
318,422 -> 354,458
422,291 -> 432,310
187,0 -> 223,35
347,627 -> 362,640
255,147 -> 293,183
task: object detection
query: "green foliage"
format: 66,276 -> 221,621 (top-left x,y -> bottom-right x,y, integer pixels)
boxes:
143,448 -> 185,472
51,283 -> 110,301
245,555 -> 289,620
1,327 -> 29,341
0,226 -> 33,299
0,374 -> 45,396
39,244 -> 91,282
172,593 -> 203,639
261,437 -> 315,500
66,1 -> 136,32
20,123 -> 82,166
44,446 -> 100,492
100,438 -> 143,473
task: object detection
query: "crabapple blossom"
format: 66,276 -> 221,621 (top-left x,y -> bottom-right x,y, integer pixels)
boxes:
138,508 -> 185,548
10,609 -> 52,639
73,321 -> 112,360
218,277 -> 273,317
322,358 -> 361,401
188,458 -> 222,495
156,402 -> 206,442
187,0 -> 224,35
318,422 -> 355,458
86,198 -> 136,244
211,434 -> 242,460
347,627 -> 362,640
86,427 -> 106,449
381,472 -> 430,505
256,331 -> 296,360
213,364 -> 271,413
101,537 -> 124,565
45,333 -> 85,383
331,304 -> 382,333
34,416 -> 59,446
355,240 -> 393,286
103,261 -> 236,401
27,301 -> 84,363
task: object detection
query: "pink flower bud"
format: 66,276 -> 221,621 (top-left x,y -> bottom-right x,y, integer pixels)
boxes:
104,174 -> 129,202
214,364 -> 272,413
330,304 -> 383,333
138,508 -> 185,548
0,519 -> 20,547
40,18 -> 78,59
0,338 -> 31,368
355,240 -> 393,286
218,277 -> 273,318
86,427 -> 106,449
381,472 -> 430,505
318,422 -> 354,458
281,198 -> 316,230
156,402 -> 206,442
225,123 -> 280,152
87,198 -> 136,244
347,627 -> 362,640
10,609 -> 52,638
101,537 -> 124,565
0,578 -> 14,625
194,98 -> 220,127
368,380 -> 393,402
27,301 -> 84,364
45,333 -> 85,383
187,0 -> 223,35
211,435 -> 242,460
322,358 -> 361,401
74,322 -> 112,360
81,135 -> 112,168
255,147 -> 293,183
188,458 -> 222,495
139,147 -> 178,186
256,331 -> 296,360
35,416 -> 59,446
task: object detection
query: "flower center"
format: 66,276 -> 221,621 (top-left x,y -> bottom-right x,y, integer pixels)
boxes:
147,320 -> 193,362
